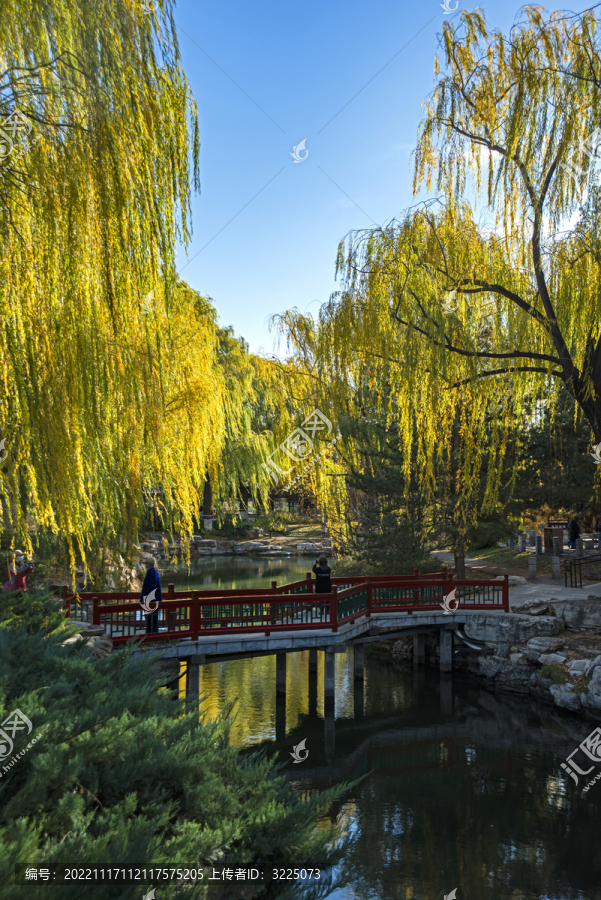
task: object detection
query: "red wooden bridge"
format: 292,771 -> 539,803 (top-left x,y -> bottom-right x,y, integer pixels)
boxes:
63,567 -> 509,645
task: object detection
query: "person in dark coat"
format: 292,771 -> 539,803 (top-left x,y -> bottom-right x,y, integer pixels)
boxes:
140,556 -> 163,634
312,557 -> 332,593
567,517 -> 581,550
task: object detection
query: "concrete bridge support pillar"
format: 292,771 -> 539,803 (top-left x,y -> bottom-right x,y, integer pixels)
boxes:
186,654 -> 205,699
309,667 -> 318,716
324,701 -> 335,760
324,648 -> 336,705
309,648 -> 318,674
353,643 -> 365,679
275,694 -> 286,742
413,633 -> 425,665
276,653 -> 287,695
440,628 -> 453,674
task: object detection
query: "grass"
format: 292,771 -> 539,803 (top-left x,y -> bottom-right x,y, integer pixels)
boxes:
570,671 -> 593,694
465,546 -> 554,576
540,663 -> 568,684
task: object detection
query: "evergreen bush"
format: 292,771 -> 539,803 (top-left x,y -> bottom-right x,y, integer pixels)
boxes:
0,592 -> 351,899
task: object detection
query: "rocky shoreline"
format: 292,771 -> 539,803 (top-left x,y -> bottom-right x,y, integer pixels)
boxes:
381,595 -> 601,720
50,533 -> 334,593
139,534 -> 332,560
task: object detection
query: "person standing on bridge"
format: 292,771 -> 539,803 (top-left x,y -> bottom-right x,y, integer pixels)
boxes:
313,556 -> 332,593
141,556 -> 163,634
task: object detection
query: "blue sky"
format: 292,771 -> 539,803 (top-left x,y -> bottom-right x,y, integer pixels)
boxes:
171,0 -> 581,354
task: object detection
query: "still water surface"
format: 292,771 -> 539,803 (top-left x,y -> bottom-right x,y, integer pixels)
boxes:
191,651 -> 601,900
166,554 -> 317,591
174,557 -> 600,899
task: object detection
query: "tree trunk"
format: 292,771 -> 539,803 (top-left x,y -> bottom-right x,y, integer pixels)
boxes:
454,531 -> 466,580
203,476 -> 213,532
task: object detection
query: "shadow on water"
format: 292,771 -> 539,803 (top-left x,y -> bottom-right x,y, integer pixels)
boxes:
187,649 -> 601,900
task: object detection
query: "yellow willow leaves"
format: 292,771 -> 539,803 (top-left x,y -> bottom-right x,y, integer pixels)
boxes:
274,8 -> 601,543
0,0 -> 295,570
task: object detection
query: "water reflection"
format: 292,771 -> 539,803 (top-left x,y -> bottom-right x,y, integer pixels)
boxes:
165,554 -> 316,591
184,648 -> 601,900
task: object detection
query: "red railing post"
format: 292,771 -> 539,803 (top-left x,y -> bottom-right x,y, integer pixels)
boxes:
366,577 -> 372,618
504,573 -> 509,612
413,567 -> 419,577
190,591 -> 198,639
271,581 -> 277,593
168,583 -> 175,600
331,585 -> 338,632
306,572 -> 313,594
92,596 -> 100,626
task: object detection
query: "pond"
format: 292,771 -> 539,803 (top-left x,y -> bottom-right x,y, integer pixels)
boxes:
189,650 -> 601,900
164,554 -> 328,591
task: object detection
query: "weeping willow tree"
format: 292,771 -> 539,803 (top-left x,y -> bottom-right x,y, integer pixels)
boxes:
0,0 -> 293,574
274,6 -> 601,566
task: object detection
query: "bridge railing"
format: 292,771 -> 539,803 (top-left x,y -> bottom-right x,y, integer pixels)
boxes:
77,591 -> 339,644
334,575 -> 508,626
62,568 -> 507,643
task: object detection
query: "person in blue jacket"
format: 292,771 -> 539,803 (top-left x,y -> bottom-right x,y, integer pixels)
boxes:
140,556 -> 163,634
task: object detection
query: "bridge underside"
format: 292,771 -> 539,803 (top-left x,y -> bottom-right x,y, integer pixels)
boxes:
141,610 -> 482,661
137,610 -> 495,707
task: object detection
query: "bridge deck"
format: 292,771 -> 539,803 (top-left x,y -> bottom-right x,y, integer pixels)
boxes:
134,609 -> 492,659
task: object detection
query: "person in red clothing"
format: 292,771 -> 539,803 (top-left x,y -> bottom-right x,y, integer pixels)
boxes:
3,550 -> 33,592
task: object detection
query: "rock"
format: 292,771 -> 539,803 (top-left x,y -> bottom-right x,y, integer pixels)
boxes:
66,622 -> 106,637
587,667 -> 601,709
509,652 -> 528,665
478,655 -> 535,692
547,597 -> 601,633
539,653 -> 568,665
526,636 -> 566,653
584,655 -> 601,675
550,683 -> 581,711
567,659 -> 589,676
88,635 -> 113,658
297,543 -> 321,552
234,541 -> 267,553
194,539 -> 217,548
210,548 -> 227,555
464,613 -> 564,644
512,599 -> 550,615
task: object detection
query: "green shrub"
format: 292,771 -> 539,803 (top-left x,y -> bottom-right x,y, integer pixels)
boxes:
540,663 -> 568,684
570,671 -> 593,694
0,593 -> 352,899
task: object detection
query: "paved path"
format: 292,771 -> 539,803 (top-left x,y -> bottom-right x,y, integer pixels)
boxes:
507,582 -> 601,607
429,549 -> 601,609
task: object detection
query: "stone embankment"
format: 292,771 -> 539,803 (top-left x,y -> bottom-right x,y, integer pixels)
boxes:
139,535 -> 332,561
389,595 -> 601,720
